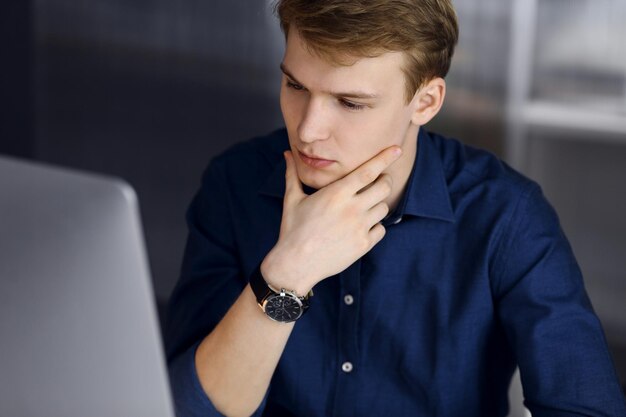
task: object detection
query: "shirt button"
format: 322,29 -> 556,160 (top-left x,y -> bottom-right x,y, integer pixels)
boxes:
343,294 -> 354,305
341,361 -> 354,373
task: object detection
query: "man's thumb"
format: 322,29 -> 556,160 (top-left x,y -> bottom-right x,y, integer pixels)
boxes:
284,151 -> 304,204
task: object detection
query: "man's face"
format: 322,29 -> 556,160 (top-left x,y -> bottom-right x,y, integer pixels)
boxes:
280,29 -> 418,190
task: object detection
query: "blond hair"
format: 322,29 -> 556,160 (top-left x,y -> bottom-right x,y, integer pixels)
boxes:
275,0 -> 459,103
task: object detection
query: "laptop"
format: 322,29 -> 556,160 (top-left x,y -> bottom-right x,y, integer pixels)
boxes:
0,155 -> 175,417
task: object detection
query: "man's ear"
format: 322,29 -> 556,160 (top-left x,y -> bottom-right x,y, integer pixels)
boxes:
409,77 -> 446,126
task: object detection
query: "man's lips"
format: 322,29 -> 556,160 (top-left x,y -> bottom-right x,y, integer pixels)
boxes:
298,151 -> 335,169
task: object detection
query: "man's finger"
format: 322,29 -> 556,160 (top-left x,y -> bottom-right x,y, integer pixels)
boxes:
284,151 -> 305,206
366,201 -> 390,228
358,173 -> 393,209
368,223 -> 387,249
344,146 -> 402,193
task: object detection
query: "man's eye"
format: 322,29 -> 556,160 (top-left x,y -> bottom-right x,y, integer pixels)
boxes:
340,99 -> 365,111
286,80 -> 304,91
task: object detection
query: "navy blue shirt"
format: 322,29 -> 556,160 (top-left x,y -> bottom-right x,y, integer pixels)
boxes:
165,128 -> 626,417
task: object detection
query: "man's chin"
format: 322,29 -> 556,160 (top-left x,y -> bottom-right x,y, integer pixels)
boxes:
298,176 -> 332,191
296,170 -> 341,191
294,162 -> 352,190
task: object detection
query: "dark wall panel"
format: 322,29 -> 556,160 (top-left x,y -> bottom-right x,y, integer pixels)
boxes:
32,0 -> 285,304
1,0 -> 34,158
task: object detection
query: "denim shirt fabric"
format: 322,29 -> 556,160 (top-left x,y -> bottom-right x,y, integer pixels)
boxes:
165,128 -> 626,417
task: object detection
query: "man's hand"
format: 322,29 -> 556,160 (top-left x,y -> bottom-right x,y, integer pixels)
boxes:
261,146 -> 402,294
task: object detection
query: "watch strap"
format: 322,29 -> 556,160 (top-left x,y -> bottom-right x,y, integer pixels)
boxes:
249,263 -> 311,309
249,263 -> 274,305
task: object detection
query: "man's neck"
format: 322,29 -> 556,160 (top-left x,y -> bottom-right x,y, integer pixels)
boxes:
384,125 -> 419,212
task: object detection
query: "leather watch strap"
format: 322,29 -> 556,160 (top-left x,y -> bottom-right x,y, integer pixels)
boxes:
249,263 -> 274,305
249,263 -> 311,309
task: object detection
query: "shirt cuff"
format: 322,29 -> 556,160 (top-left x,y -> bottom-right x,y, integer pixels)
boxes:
168,340 -> 269,417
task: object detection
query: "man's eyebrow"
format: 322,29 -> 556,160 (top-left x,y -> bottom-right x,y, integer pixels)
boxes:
280,63 -> 302,85
279,62 -> 380,100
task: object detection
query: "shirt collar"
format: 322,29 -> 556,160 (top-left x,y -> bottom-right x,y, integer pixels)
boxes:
259,128 -> 455,223
259,157 -> 287,199
401,128 -> 455,222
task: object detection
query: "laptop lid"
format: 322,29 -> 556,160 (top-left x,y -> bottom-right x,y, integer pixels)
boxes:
0,155 -> 175,417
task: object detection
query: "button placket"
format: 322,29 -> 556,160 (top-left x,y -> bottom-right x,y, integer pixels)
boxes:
332,260 -> 362,417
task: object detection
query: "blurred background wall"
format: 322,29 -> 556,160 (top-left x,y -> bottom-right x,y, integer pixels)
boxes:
2,0 -> 625,399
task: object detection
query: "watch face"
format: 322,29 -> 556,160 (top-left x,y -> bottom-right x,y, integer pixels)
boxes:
264,293 -> 303,322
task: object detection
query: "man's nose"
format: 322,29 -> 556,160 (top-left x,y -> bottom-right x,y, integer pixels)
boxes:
297,98 -> 331,143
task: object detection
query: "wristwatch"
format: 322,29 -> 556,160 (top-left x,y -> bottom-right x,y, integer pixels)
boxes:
249,264 -> 313,323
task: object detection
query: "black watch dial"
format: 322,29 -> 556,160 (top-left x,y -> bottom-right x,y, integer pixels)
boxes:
264,293 -> 304,323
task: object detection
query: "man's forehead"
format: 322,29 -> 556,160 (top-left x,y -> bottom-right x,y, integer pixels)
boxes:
282,31 -> 406,98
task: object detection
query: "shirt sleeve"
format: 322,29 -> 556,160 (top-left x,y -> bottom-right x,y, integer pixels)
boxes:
492,183 -> 626,417
164,161 -> 268,417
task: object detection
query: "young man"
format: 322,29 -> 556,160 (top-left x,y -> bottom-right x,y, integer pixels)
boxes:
165,1 -> 626,416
